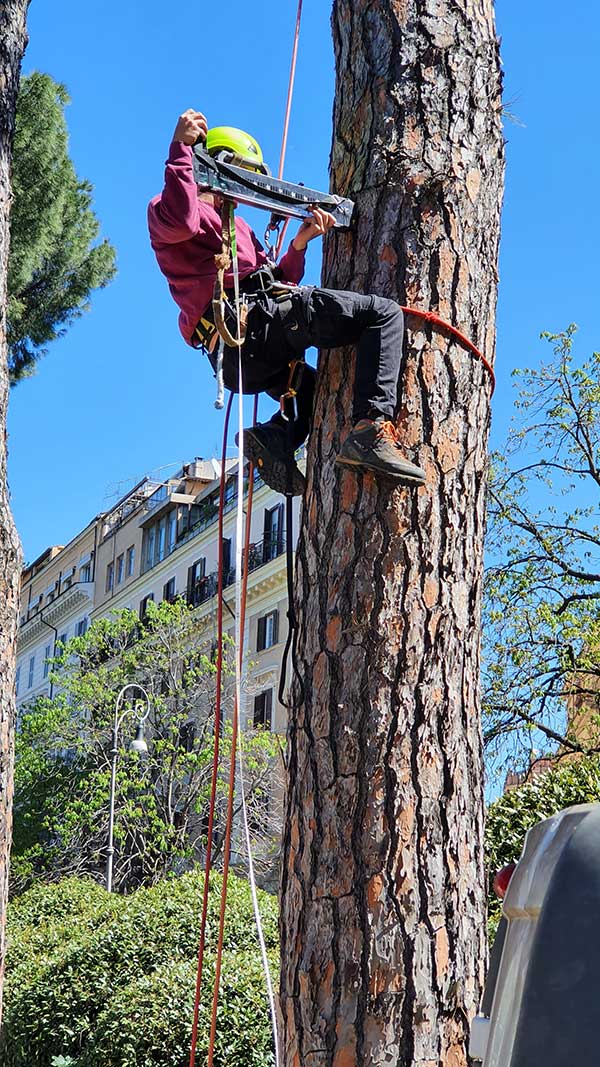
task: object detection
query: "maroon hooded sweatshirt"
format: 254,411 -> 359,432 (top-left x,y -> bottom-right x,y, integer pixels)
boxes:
148,140 -> 306,345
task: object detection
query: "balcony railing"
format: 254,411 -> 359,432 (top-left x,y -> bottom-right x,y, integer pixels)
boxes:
187,535 -> 286,609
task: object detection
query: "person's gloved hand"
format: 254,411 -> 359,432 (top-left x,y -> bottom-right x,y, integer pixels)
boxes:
292,206 -> 336,251
173,109 -> 208,146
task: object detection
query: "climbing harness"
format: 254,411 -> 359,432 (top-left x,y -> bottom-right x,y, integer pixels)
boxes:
212,199 -> 248,349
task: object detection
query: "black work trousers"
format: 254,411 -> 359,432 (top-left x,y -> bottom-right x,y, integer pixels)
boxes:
221,286 -> 404,448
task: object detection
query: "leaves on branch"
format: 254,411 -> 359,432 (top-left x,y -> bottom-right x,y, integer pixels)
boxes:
484,326 -> 600,782
7,72 -> 117,383
13,599 -> 281,894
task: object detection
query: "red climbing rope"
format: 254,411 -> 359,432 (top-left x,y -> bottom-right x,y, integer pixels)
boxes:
278,0 -> 303,182
206,395 -> 259,1067
188,392 -> 233,1067
188,0 -> 304,1034
274,0 -> 304,259
401,305 -> 495,393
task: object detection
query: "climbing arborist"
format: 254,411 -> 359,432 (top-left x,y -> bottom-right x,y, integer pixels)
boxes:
148,109 -> 426,494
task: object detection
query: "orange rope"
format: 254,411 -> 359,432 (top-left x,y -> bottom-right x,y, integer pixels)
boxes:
206,397 -> 258,1067
277,0 -> 303,182
274,0 -> 304,259
401,305 -> 495,393
188,392 -> 233,1067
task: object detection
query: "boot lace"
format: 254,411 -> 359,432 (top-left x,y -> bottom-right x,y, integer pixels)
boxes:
375,420 -> 400,445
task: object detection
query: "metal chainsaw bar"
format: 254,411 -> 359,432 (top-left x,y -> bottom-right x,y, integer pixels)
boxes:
192,146 -> 354,229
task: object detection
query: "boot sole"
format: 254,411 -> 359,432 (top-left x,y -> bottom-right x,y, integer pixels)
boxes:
335,454 -> 426,486
243,429 -> 306,496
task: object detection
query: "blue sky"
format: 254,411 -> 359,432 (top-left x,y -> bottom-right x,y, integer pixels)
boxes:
8,0 -> 600,564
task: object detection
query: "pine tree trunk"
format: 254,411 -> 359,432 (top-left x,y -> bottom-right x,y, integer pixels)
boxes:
0,0 -> 27,1021
280,2 -> 504,1065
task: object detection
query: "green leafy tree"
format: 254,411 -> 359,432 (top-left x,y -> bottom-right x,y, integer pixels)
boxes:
485,755 -> 600,933
3,872 -> 277,1066
7,71 -> 116,382
12,599 -> 281,894
483,326 -> 600,781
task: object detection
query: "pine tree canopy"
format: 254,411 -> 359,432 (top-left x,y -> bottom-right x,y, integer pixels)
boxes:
7,72 -> 117,384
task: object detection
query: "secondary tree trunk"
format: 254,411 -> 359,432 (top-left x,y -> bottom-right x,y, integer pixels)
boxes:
280,2 -> 504,1065
0,0 -> 27,1022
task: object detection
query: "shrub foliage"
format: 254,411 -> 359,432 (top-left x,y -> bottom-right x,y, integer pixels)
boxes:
3,871 -> 277,1067
485,754 -> 600,929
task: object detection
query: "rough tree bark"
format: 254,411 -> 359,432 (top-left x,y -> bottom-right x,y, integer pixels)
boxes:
0,0 -> 27,1022
280,2 -> 504,1065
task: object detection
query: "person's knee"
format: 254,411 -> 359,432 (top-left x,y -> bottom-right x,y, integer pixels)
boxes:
369,295 -> 403,325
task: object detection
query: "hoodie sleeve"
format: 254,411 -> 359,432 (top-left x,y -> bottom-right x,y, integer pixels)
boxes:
148,141 -> 207,245
277,241 -> 306,284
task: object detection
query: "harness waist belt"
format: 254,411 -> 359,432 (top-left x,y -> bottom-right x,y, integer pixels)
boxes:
194,268 -> 294,351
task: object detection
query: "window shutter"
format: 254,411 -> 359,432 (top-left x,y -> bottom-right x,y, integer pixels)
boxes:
272,610 -> 279,645
257,616 -> 266,652
264,689 -> 273,729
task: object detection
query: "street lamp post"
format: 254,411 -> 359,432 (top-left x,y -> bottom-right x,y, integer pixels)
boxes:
106,683 -> 151,892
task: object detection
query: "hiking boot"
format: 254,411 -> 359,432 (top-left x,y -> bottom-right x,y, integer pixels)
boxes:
237,423 -> 306,496
335,417 -> 426,486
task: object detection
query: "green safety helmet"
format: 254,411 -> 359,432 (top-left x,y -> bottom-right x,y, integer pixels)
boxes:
205,126 -> 265,171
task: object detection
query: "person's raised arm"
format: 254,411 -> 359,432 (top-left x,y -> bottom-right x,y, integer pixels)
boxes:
277,207 -> 336,284
148,110 -> 209,244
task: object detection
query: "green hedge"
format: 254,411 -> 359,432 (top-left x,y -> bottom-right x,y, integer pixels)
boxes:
485,754 -> 600,932
3,872 -> 278,1067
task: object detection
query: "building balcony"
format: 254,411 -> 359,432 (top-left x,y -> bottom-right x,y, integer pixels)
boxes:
187,536 -> 286,609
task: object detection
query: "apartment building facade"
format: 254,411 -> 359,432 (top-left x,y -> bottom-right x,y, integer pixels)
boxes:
17,455 -> 302,736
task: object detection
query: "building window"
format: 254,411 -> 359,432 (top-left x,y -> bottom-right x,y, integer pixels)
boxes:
58,632 -> 68,650
178,721 -> 196,752
80,561 -> 92,582
264,503 -> 284,561
106,561 -> 114,593
126,545 -> 135,577
62,568 -> 75,591
16,666 -> 20,697
253,689 -> 273,730
163,577 -> 176,603
43,644 -> 52,679
28,656 -> 35,689
157,517 -> 166,562
257,610 -> 279,652
168,512 -> 177,553
145,527 -> 156,571
76,617 -> 89,637
142,511 -> 176,575
116,554 -> 124,584
186,558 -> 206,604
222,537 -> 232,579
139,593 -> 154,620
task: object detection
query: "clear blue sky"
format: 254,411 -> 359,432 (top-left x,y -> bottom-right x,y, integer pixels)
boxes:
8,0 -> 600,564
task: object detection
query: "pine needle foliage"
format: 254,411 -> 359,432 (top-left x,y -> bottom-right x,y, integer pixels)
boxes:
7,72 -> 116,383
